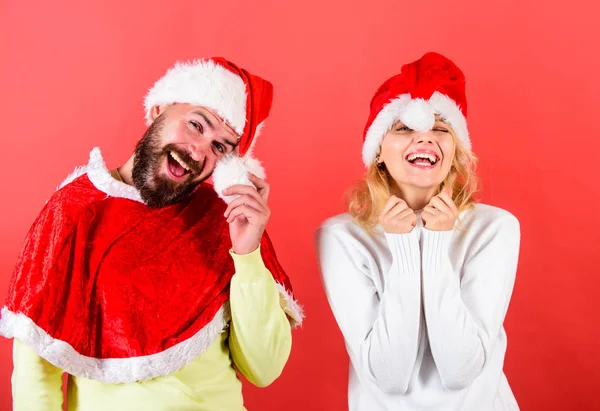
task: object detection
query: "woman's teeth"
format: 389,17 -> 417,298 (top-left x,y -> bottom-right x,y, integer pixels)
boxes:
407,153 -> 438,165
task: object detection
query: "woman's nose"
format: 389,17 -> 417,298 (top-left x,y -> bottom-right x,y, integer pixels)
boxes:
415,132 -> 435,145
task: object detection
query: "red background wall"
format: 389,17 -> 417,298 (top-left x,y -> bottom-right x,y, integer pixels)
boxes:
1,1 -> 598,410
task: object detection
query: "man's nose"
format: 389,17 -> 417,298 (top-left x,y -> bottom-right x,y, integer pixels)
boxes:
187,138 -> 211,162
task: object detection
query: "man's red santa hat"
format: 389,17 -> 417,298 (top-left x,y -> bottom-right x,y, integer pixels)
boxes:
143,57 -> 273,203
362,51 -> 470,166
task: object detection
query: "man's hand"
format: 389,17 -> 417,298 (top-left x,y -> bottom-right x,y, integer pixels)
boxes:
223,173 -> 271,255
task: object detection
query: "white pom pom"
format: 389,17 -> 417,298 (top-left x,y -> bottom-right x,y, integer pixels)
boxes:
400,98 -> 435,132
212,154 -> 266,204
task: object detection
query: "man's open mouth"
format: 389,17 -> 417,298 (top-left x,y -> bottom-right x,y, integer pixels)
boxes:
167,151 -> 193,180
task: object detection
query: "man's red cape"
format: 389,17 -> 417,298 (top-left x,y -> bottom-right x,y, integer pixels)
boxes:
0,148 -> 302,383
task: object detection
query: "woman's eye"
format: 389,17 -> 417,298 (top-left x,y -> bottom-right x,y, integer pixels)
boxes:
396,126 -> 411,132
434,128 -> 449,133
190,121 -> 203,133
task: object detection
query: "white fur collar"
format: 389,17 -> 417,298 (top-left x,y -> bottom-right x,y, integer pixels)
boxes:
59,147 -> 271,207
58,147 -> 144,204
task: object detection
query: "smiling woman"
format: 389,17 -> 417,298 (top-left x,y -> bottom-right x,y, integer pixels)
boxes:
349,116 -> 478,230
316,52 -> 521,411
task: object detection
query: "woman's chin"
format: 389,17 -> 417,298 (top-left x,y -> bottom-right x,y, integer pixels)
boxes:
393,176 -> 445,191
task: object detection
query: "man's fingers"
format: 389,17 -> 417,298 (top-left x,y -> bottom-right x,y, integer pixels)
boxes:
248,172 -> 267,189
222,184 -> 265,205
226,204 -> 266,224
224,195 -> 268,218
248,173 -> 270,202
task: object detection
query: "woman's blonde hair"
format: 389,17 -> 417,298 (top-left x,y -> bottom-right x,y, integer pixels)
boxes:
347,128 -> 479,230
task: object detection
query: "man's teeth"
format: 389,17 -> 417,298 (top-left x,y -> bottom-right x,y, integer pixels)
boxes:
407,153 -> 438,164
169,151 -> 191,171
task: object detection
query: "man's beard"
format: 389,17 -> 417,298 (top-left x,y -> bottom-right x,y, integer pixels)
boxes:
132,117 -> 205,208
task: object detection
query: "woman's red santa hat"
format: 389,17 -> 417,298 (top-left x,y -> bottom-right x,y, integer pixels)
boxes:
143,57 -> 272,203
362,52 -> 471,166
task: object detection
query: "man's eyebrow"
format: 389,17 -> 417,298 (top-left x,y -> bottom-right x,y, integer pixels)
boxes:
191,110 -> 214,130
191,109 -> 238,147
223,138 -> 237,148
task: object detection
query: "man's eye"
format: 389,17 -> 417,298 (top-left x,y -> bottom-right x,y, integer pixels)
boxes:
214,142 -> 225,153
190,121 -> 203,133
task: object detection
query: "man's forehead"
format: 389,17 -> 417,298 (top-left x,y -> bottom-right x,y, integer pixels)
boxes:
191,105 -> 240,141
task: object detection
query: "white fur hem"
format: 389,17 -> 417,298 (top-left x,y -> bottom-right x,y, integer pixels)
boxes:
362,91 -> 470,166
276,283 -> 304,328
57,165 -> 88,191
144,59 -> 247,135
0,305 -> 230,383
58,147 -> 145,203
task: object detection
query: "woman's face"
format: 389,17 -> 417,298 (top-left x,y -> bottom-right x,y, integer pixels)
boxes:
379,119 -> 455,192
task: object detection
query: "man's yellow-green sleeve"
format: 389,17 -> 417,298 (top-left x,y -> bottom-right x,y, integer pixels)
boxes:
12,338 -> 64,410
228,246 -> 292,387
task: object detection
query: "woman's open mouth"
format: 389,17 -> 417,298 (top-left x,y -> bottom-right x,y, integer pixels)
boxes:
405,150 -> 440,169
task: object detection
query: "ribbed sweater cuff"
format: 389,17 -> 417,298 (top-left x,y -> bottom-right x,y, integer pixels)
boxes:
421,229 -> 453,274
385,230 -> 421,275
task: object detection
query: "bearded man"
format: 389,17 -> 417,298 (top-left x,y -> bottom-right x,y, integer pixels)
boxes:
0,57 -> 303,411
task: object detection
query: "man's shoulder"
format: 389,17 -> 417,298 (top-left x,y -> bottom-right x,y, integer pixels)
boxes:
46,172 -> 107,218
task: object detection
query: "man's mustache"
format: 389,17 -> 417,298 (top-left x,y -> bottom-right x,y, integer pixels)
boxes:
162,144 -> 204,175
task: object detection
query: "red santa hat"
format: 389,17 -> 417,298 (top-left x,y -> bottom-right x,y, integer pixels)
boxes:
144,57 -> 272,203
362,52 -> 470,166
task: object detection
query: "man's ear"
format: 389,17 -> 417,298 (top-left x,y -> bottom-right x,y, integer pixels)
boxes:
150,104 -> 169,121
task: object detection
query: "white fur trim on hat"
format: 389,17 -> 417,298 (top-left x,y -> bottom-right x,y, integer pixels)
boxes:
212,121 -> 267,204
362,91 -> 470,166
213,154 -> 266,204
428,92 -> 470,151
144,59 -> 247,135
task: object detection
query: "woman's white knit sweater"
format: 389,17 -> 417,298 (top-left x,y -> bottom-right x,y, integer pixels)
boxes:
316,204 -> 520,411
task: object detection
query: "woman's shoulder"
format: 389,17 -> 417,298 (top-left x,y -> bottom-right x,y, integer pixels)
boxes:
315,212 -> 384,254
461,203 -> 520,236
317,213 -> 378,238
315,213 -> 383,279
318,212 -> 355,231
